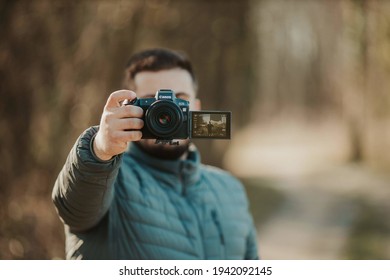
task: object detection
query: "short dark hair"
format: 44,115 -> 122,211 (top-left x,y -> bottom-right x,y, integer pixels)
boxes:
123,48 -> 197,90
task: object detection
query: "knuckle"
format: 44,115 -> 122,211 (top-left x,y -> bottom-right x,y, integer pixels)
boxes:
106,93 -> 116,104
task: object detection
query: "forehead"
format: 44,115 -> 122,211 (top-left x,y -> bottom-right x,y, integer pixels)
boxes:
133,68 -> 195,97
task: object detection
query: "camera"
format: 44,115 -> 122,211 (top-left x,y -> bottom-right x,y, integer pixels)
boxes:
126,89 -> 231,143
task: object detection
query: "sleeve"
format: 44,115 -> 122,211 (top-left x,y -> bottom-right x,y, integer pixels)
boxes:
52,126 -> 123,232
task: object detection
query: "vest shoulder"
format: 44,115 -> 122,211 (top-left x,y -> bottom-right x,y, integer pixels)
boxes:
201,164 -> 235,177
201,164 -> 243,188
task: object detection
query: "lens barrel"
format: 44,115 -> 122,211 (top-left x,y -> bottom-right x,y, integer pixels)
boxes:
145,100 -> 183,138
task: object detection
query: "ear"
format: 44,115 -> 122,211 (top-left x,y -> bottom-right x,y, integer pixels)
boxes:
193,98 -> 201,110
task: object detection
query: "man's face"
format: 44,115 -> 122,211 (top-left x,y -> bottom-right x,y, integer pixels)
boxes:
132,68 -> 200,160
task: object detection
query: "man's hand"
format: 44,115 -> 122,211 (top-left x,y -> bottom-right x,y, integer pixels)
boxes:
93,90 -> 144,161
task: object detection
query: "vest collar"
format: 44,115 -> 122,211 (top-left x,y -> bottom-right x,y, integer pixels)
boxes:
126,142 -> 201,189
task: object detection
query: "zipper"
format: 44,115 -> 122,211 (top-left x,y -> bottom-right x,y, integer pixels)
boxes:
211,210 -> 226,258
186,196 -> 205,259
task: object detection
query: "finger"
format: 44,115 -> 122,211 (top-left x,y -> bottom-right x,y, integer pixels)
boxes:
115,104 -> 144,119
114,130 -> 142,142
106,90 -> 136,108
116,118 -> 144,130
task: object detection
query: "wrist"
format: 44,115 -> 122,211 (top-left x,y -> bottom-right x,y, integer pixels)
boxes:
92,135 -> 113,161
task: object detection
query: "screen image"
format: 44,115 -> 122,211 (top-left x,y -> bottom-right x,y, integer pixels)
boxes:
190,111 -> 231,139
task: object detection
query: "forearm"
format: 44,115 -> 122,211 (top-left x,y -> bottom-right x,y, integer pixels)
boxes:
52,126 -> 123,232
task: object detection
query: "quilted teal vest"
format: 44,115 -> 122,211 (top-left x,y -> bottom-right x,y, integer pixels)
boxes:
53,127 -> 259,259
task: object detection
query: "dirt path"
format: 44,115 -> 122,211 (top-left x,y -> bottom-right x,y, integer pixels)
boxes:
256,165 -> 390,259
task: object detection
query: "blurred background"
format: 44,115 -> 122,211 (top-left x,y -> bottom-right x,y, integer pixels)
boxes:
1,0 -> 390,259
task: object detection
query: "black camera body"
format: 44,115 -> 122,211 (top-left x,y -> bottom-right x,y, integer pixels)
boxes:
129,89 -> 189,140
127,89 -> 231,143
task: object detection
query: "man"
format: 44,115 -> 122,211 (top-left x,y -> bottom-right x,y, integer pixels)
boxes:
52,48 -> 259,260
207,121 -> 214,136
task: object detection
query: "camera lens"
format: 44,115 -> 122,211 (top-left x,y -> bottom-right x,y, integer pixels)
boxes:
158,113 -> 171,126
145,100 -> 183,138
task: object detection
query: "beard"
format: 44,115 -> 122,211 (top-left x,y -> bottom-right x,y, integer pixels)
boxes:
134,139 -> 190,160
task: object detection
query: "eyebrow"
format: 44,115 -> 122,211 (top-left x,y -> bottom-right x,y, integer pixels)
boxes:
144,92 -> 191,98
175,92 -> 190,98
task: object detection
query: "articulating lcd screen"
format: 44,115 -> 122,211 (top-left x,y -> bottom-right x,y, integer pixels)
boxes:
190,111 -> 231,139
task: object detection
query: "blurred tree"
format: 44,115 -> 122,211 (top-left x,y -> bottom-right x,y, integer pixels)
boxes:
0,0 -> 257,259
251,0 -> 390,171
